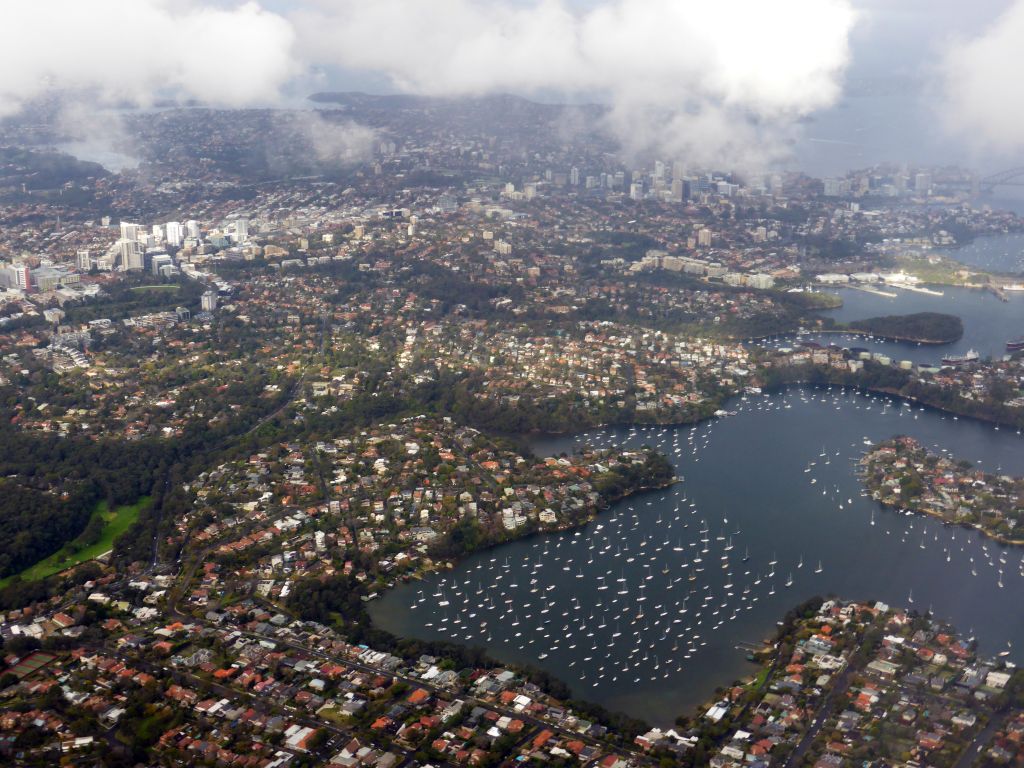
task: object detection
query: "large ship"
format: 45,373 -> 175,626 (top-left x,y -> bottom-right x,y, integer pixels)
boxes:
941,349 -> 979,366
1007,337 -> 1024,352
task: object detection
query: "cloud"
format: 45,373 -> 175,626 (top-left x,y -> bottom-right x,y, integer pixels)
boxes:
0,0 -> 859,170
941,0 -> 1024,156
53,102 -> 141,172
294,0 -> 858,168
291,111 -> 378,165
0,0 -> 298,117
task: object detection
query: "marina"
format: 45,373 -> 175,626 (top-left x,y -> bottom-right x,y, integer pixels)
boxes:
371,386 -> 1024,726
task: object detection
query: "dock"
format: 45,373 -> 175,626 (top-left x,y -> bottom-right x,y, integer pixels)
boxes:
986,284 -> 1009,302
893,284 -> 944,297
850,285 -> 898,298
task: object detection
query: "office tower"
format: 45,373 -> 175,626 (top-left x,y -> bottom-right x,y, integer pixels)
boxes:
165,221 -> 184,247
119,221 -> 140,242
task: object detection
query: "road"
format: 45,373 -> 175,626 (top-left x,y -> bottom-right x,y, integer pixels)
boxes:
952,707 -> 1010,768
783,663 -> 855,768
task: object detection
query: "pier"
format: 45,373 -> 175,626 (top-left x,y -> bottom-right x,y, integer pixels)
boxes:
986,284 -> 1009,302
892,283 -> 945,297
850,284 -> 897,298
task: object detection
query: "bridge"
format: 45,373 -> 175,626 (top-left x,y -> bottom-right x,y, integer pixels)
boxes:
978,167 -> 1024,194
939,168 -> 1024,196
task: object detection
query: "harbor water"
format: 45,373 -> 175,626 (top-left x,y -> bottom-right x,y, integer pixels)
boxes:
370,388 -> 1024,725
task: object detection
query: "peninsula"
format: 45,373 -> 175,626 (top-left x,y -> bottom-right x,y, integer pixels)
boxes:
860,436 -> 1024,545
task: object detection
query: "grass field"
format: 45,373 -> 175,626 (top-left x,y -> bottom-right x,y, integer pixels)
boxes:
129,284 -> 179,292
0,497 -> 150,586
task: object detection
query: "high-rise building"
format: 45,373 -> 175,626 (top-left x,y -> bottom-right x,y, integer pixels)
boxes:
697,228 -> 713,247
119,240 -> 144,271
186,220 -> 201,239
2,263 -> 31,290
570,167 -> 580,186
629,182 -> 643,201
119,221 -> 140,242
151,224 -> 164,242
165,221 -> 184,247
76,249 -> 92,271
201,291 -> 218,312
233,218 -> 249,243
670,179 -> 684,203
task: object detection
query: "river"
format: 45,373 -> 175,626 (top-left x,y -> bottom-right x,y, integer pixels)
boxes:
370,387 -> 1024,726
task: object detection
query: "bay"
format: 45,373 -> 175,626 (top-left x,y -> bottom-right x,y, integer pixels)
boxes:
757,285 -> 1024,363
371,387 -> 1024,726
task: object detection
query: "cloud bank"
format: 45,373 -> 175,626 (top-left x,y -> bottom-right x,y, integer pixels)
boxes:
295,0 -> 858,167
942,0 -> 1024,156
0,0 -> 297,117
0,0 -> 860,169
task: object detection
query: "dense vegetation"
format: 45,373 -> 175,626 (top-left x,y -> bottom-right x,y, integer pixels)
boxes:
0,423 -> 172,579
0,483 -> 99,578
846,312 -> 963,344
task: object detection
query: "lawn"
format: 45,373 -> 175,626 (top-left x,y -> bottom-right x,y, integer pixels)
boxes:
129,284 -> 179,292
0,497 -> 150,586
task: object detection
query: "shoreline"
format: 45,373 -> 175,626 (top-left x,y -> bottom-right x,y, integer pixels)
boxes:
804,327 -> 961,345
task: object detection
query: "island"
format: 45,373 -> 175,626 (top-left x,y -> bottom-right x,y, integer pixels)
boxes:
844,312 -> 964,344
860,436 -> 1024,544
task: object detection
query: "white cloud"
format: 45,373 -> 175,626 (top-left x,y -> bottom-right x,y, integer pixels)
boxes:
0,0 -> 298,117
288,112 -> 378,165
942,0 -> 1024,156
0,0 -> 860,169
294,0 -> 858,167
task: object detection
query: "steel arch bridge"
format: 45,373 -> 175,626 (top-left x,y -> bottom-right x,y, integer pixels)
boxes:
980,167 -> 1024,193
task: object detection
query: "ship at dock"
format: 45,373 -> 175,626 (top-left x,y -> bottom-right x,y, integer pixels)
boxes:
941,349 -> 980,366
1007,337 -> 1024,352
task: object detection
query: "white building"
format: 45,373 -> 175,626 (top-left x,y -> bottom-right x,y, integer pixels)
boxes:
201,291 -> 218,312
165,221 -> 184,247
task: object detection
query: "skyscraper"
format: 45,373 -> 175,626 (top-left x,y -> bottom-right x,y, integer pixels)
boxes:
201,291 -> 218,312
165,221 -> 184,247
120,221 -> 140,242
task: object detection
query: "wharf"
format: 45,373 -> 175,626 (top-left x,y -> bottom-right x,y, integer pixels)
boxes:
850,285 -> 897,298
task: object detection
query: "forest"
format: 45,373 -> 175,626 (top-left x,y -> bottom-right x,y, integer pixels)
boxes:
846,312 -> 964,344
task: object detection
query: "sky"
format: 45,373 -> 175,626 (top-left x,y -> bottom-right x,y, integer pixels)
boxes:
1,0 -> 1022,175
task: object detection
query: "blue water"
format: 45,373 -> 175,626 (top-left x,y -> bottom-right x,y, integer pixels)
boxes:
755,285 -> 1024,364
371,388 -> 1024,725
